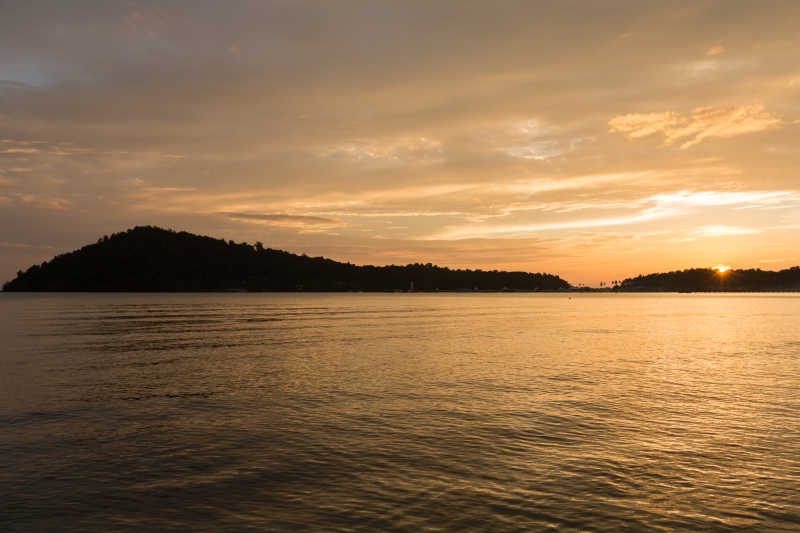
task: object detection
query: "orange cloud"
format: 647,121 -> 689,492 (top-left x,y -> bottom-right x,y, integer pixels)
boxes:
0,148 -> 39,154
317,137 -> 443,165
692,225 -> 759,237
220,212 -> 344,226
426,189 -> 798,241
18,194 -> 71,210
609,105 -> 781,148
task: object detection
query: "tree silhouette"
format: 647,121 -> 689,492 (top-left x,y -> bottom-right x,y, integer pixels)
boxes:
2,226 -> 572,292
617,267 -> 800,292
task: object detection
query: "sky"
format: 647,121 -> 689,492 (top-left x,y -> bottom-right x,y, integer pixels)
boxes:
2,1 -> 800,286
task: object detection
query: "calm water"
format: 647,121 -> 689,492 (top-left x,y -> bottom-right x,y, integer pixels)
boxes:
1,293 -> 799,531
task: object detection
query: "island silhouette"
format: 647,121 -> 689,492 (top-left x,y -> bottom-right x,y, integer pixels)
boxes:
2,226 -> 570,292
615,267 -> 800,292
5,226 -> 800,292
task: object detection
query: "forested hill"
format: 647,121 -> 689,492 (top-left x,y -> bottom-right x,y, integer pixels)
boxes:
618,267 -> 800,292
3,226 -> 571,292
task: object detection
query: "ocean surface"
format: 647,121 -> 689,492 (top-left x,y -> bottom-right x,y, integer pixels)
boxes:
1,293 -> 799,532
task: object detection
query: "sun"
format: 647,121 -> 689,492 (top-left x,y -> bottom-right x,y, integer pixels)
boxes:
713,265 -> 731,273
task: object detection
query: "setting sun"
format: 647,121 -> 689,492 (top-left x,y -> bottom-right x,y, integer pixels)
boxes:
713,265 -> 731,273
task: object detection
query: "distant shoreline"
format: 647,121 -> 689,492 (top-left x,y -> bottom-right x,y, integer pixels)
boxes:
4,227 -> 800,293
5,289 -> 800,294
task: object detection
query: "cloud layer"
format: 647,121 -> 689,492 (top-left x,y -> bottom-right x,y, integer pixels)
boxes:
2,1 -> 800,284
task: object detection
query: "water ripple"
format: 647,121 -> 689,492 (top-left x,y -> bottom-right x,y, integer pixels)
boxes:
2,293 -> 800,531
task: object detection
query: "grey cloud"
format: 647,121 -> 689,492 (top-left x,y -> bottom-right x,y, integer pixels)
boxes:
219,212 -> 344,226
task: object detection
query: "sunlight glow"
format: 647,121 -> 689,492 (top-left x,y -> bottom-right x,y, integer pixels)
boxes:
713,265 -> 731,273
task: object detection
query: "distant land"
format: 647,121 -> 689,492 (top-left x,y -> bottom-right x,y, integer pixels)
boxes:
2,226 -> 570,292
616,267 -> 800,292
4,226 -> 800,293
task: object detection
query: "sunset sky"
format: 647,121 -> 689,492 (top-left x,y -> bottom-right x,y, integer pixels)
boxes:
2,1 -> 800,285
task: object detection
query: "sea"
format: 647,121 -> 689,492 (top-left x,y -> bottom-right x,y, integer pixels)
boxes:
1,292 -> 799,531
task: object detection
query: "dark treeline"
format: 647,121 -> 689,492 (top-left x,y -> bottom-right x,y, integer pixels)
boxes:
618,267 -> 800,292
3,226 -> 571,292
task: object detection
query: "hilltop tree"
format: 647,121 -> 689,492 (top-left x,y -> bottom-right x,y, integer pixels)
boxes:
3,226 -> 572,292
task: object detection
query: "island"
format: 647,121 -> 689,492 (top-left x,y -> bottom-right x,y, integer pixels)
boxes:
2,226 -> 571,292
615,267 -> 800,292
